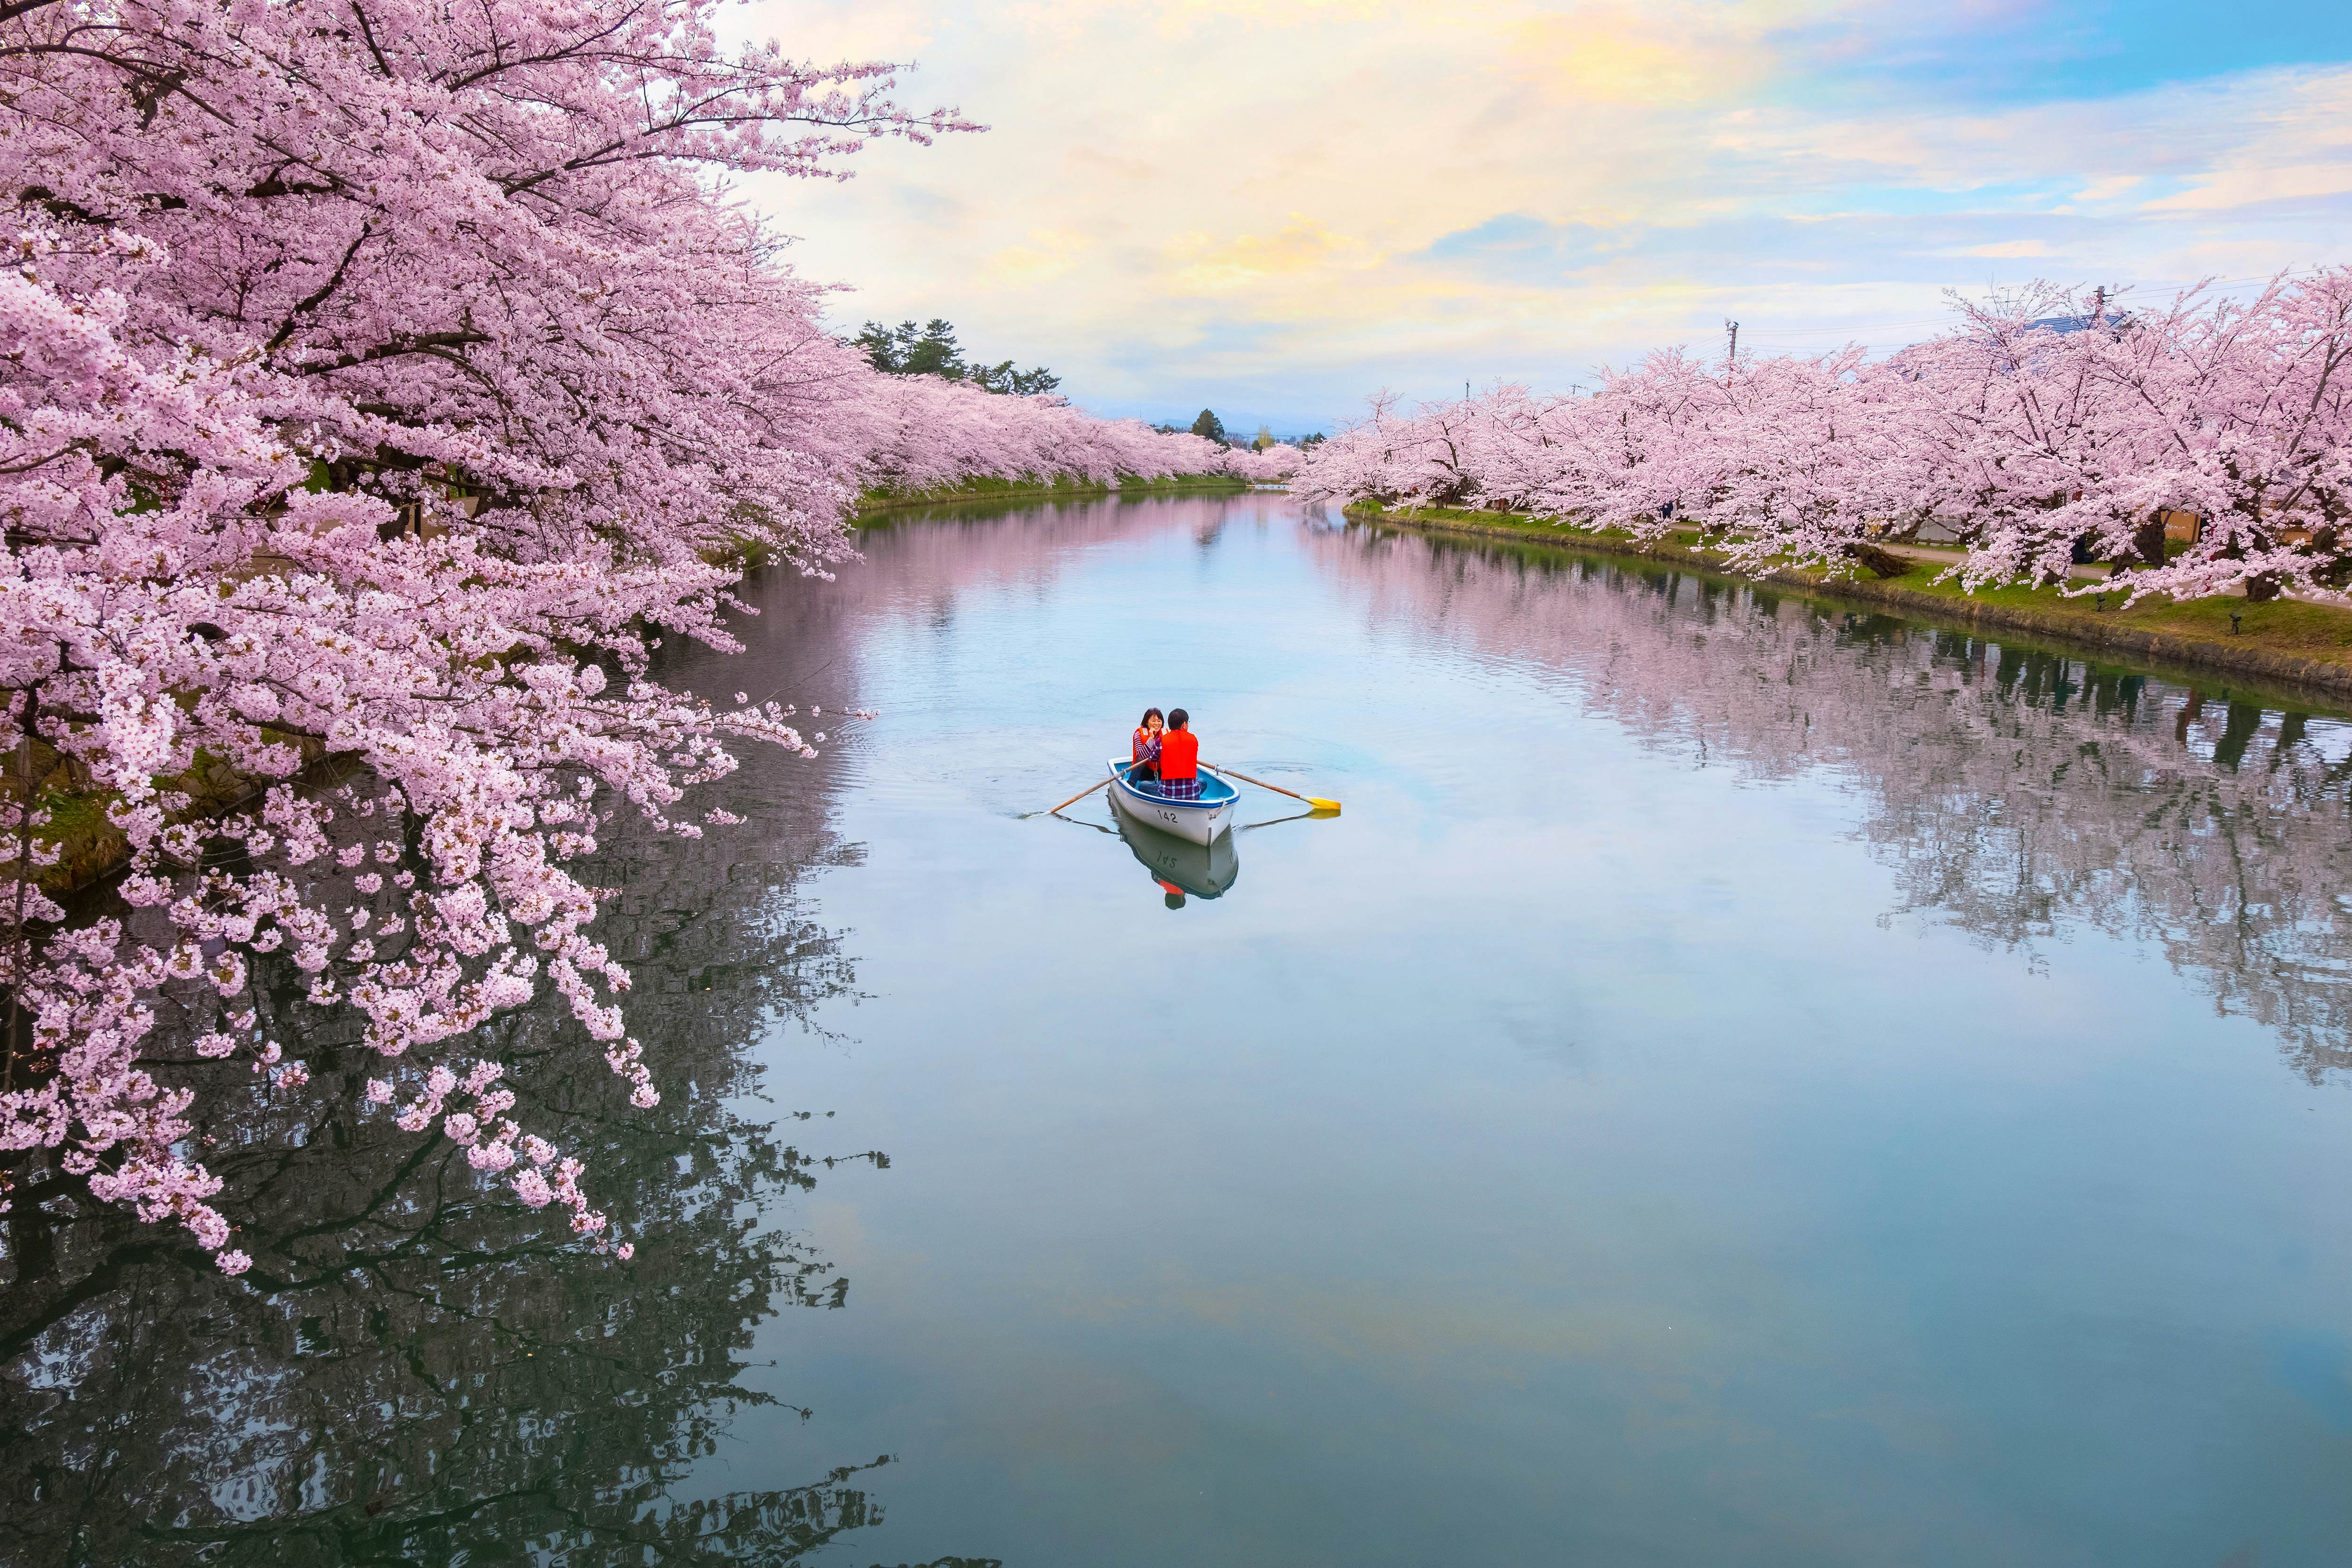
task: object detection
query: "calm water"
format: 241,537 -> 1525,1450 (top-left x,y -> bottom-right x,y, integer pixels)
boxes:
7,495 -> 2352,1566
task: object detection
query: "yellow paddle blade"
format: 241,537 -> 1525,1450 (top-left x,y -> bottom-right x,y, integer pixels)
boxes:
1308,798 -> 1342,813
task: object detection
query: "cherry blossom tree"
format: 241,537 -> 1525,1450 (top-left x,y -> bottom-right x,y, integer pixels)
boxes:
2022,272 -> 2352,604
840,372 -> 1270,495
0,0 -> 1249,1268
1301,268 -> 2352,602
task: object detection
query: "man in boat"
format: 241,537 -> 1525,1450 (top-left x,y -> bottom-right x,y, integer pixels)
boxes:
1156,708 -> 1200,799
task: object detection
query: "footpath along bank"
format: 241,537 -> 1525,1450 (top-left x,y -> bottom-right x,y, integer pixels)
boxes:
1347,502 -> 2352,705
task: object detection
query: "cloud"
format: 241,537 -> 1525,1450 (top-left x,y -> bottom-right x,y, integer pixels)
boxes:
1507,7 -> 1767,106
989,227 -> 1100,283
732,0 -> 2352,427
2142,161 -> 2352,213
1167,217 -> 1376,291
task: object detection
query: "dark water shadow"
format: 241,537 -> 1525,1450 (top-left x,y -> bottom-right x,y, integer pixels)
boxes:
0,580 -> 995,1567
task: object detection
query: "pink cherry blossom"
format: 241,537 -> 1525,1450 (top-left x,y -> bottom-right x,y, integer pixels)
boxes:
0,0 -> 1445,1273
1301,272 -> 2352,602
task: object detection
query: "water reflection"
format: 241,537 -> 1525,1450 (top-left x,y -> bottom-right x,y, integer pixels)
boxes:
0,493 -> 1314,1566
15,494 -> 2352,1567
1328,523 -> 2352,1082
0,667 -> 951,1567
1121,817 -> 1240,907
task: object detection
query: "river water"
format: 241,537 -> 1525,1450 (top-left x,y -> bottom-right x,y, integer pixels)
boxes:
7,495 -> 2352,1566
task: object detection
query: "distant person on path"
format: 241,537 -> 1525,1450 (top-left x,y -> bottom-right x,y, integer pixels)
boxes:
1157,708 -> 1200,798
1130,707 -> 1165,782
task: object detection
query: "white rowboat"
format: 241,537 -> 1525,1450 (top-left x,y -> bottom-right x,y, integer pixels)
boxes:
1105,757 -> 1238,845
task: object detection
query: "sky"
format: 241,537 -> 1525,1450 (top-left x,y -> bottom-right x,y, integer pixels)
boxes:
735,0 -> 2352,435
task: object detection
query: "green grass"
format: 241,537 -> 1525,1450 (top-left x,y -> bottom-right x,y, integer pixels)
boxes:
8,737 -> 359,894
34,790 -> 118,841
13,786 -> 130,892
1847,564 -> 2352,658
856,471 -> 1248,516
1351,501 -> 2352,678
1353,501 -> 1635,542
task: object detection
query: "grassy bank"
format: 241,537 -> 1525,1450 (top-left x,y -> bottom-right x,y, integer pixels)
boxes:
1347,502 -> 2352,704
856,472 -> 1248,518
9,742 -> 363,899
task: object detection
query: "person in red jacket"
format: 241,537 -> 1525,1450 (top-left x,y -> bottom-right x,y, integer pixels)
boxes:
1156,708 -> 1200,798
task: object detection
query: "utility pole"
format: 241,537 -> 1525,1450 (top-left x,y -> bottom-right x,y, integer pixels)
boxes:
1724,318 -> 1740,365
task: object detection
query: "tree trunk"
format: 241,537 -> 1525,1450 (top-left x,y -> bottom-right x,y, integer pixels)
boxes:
1846,541 -> 1913,579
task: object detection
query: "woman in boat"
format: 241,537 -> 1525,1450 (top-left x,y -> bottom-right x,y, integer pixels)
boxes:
1130,707 -> 1165,782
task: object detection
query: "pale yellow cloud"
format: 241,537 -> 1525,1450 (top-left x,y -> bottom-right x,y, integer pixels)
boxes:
1508,6 -> 1767,104
2143,161 -> 2352,213
1143,0 -> 1389,38
1066,144 -> 1160,183
989,226 -> 1099,282
1166,216 -> 1377,292
733,0 -> 2352,422
2071,174 -> 2143,203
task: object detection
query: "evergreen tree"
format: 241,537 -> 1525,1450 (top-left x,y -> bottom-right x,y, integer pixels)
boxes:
898,318 -> 966,378
853,318 -> 966,377
971,360 -> 1063,396
1190,408 -> 1228,444
853,319 -> 1057,395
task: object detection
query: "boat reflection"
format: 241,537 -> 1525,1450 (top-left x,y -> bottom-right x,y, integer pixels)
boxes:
1119,813 -> 1240,908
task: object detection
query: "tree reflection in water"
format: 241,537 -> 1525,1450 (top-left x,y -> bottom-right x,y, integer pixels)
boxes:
1326,524 -> 2352,1082
16,496 -> 2352,1561
0,739 -> 965,1566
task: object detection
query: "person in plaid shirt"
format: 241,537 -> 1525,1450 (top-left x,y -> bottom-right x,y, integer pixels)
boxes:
1130,707 -> 1164,782
1156,708 -> 1200,798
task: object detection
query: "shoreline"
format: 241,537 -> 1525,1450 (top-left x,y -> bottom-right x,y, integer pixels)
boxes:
38,479 -> 1257,896
1344,503 -> 2352,709
855,475 -> 1248,519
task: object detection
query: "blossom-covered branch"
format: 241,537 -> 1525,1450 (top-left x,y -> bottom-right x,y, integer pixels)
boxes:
0,0 -> 1293,1269
1301,274 -> 2352,603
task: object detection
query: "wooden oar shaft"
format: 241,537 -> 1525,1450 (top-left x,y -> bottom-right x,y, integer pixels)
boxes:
1047,775 -> 1113,816
1207,764 -> 1306,803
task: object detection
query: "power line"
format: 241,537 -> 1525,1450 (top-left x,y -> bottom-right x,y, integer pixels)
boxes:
1729,264 -> 2337,350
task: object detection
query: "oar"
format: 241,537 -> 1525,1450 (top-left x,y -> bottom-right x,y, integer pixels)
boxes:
1206,764 -> 1341,813
1042,771 -> 1120,817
